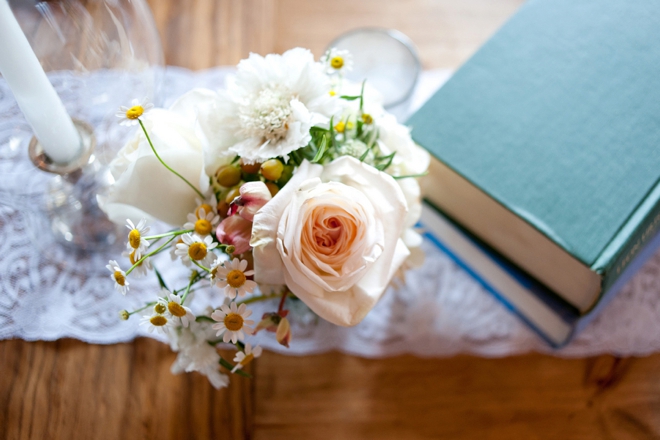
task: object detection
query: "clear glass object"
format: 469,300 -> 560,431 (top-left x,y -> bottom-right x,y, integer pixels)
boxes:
0,0 -> 164,263
328,28 -> 421,121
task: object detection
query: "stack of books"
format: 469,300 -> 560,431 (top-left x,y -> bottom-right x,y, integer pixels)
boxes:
408,0 -> 660,346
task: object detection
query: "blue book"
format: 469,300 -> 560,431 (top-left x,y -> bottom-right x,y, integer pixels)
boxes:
419,201 -> 660,347
409,0 -> 660,315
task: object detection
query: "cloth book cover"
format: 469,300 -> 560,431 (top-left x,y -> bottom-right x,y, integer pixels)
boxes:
407,0 -> 660,313
419,201 -> 660,347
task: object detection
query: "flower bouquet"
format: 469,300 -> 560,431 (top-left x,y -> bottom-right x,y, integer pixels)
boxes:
101,47 -> 430,388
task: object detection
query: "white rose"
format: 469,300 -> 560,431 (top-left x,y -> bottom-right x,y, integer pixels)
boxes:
250,157 -> 410,326
377,113 -> 430,176
101,89 -> 214,226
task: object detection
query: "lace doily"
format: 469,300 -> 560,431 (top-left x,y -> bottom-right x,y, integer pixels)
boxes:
1,67 -> 659,358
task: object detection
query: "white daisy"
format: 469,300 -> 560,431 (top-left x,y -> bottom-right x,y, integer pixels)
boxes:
116,98 -> 154,126
106,260 -> 129,295
122,250 -> 152,277
211,302 -> 254,343
125,219 -> 150,260
140,311 -> 172,335
183,207 -> 220,237
323,48 -> 353,75
199,47 -> 339,173
171,345 -> 229,389
175,233 -> 218,266
159,291 -> 195,328
211,258 -> 257,299
232,343 -> 263,373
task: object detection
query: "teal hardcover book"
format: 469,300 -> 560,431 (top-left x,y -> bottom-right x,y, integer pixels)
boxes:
408,0 -> 660,313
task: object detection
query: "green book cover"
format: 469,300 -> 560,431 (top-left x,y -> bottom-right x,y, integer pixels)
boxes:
408,0 -> 660,308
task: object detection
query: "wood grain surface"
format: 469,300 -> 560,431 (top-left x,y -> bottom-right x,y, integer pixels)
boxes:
3,0 -> 660,439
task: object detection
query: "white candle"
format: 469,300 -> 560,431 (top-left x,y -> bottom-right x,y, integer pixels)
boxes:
0,0 -> 81,164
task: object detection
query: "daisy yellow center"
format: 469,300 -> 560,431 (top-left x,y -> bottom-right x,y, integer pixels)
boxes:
362,113 -> 373,124
226,269 -> 246,288
188,242 -> 208,261
168,301 -> 187,317
194,218 -> 212,236
329,90 -> 336,96
128,229 -> 141,249
129,251 -> 143,267
330,56 -> 344,69
224,313 -> 244,331
335,121 -> 346,133
126,105 -> 144,120
196,204 -> 213,218
239,85 -> 292,142
154,303 -> 167,314
240,353 -> 255,366
113,271 -> 126,286
150,315 -> 168,326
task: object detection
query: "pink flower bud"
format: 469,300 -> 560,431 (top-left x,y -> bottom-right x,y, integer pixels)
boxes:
216,215 -> 252,254
276,317 -> 291,348
254,312 -> 280,334
229,181 -> 272,222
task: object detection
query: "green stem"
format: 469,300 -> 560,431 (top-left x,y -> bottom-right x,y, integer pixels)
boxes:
129,301 -> 156,316
392,172 -> 428,180
196,315 -> 215,323
138,119 -> 205,200
180,274 -> 197,304
192,260 -> 211,273
145,229 -> 193,241
126,235 -> 176,276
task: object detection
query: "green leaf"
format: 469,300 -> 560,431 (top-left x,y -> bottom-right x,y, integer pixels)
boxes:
310,126 -> 329,135
376,152 -> 396,171
359,80 -> 366,111
311,136 -> 328,163
219,356 -> 253,378
339,95 -> 360,101
153,266 -> 169,291
359,145 -> 371,162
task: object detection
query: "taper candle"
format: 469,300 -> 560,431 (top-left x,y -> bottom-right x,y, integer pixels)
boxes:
0,0 -> 81,164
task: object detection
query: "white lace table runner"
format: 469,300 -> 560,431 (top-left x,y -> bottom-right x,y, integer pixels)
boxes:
1,67 -> 659,358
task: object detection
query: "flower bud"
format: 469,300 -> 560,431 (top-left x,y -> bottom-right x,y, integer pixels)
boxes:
216,165 -> 242,187
240,159 -> 262,174
261,159 -> 284,181
276,317 -> 291,348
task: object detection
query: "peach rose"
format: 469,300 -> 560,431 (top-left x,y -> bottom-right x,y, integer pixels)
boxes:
250,157 -> 410,326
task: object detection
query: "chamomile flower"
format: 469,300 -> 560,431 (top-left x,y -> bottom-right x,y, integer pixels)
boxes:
183,207 -> 220,237
211,302 -> 254,343
159,291 -> 195,328
106,260 -> 129,295
211,258 -> 257,299
140,311 -> 172,335
116,98 -> 153,126
323,48 -> 353,75
122,250 -> 152,277
125,219 -> 150,260
175,233 -> 218,266
171,343 -> 229,389
231,343 -> 263,373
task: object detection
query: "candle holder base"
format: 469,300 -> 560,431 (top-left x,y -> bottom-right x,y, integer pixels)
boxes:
26,119 -> 122,255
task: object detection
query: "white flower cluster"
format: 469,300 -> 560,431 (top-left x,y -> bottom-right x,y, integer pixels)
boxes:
102,47 -> 429,389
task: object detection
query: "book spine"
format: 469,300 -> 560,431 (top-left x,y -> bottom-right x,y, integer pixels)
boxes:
595,181 -> 660,303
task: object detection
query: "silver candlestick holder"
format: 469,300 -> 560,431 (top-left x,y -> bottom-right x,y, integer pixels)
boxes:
26,119 -> 121,255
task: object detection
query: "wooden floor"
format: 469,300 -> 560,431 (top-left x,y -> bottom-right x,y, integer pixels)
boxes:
3,0 -> 660,438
